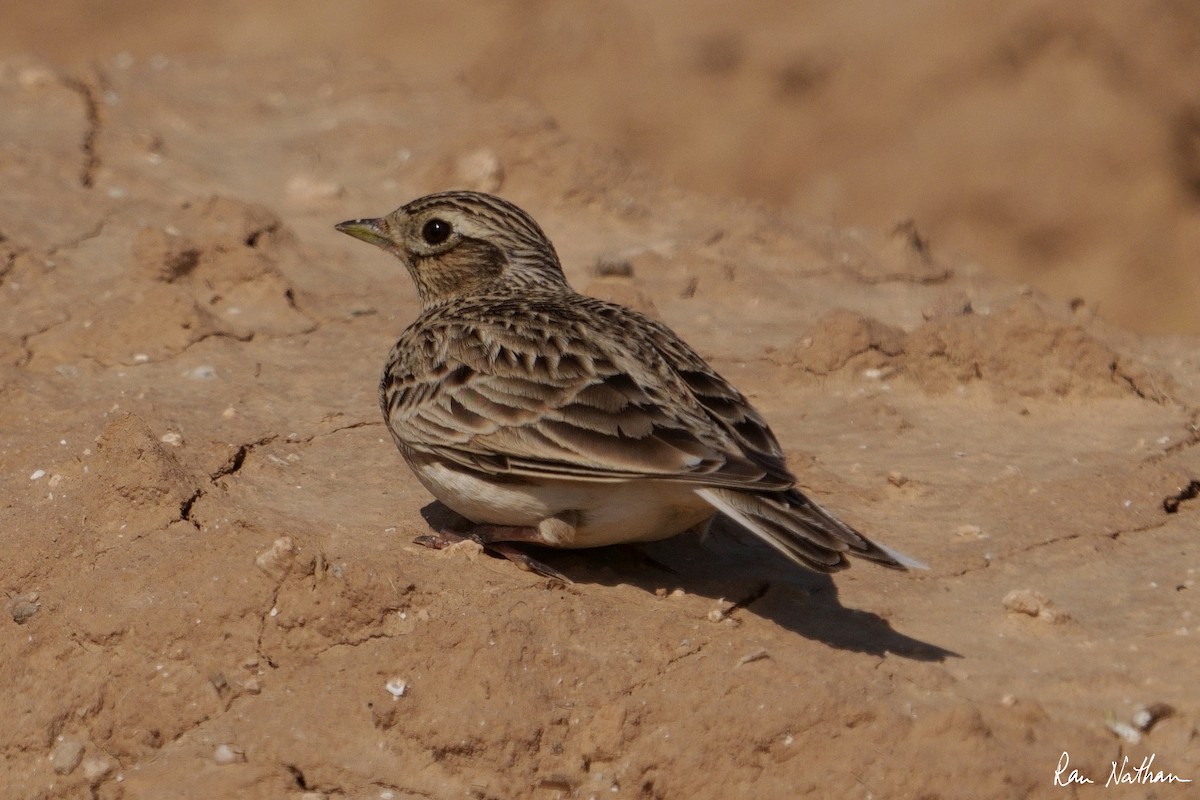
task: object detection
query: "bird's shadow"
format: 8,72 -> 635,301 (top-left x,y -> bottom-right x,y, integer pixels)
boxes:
420,502 -> 958,661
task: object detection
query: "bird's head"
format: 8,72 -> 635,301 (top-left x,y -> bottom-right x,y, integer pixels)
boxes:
336,191 -> 568,306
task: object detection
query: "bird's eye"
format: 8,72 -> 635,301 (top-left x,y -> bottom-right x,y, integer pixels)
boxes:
421,218 -> 452,245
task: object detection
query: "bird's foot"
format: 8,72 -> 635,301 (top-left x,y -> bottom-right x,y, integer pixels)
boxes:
413,527 -> 571,584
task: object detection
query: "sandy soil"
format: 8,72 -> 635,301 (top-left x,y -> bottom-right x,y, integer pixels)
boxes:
2,7 -> 1200,800
5,1 -> 1200,335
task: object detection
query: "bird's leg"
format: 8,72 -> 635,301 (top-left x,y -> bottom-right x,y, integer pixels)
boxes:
414,524 -> 571,583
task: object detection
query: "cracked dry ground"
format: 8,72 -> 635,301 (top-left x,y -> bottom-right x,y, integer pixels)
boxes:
3,56 -> 1199,800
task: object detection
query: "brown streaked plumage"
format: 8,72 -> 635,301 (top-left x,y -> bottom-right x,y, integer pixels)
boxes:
337,191 -> 924,580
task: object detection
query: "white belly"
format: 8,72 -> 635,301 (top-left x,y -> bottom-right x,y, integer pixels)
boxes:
405,453 -> 715,548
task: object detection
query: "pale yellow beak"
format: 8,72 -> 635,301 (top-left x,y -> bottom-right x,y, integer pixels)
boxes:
335,217 -> 392,248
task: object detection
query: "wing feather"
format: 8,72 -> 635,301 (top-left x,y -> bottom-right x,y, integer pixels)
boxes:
382,293 -> 794,489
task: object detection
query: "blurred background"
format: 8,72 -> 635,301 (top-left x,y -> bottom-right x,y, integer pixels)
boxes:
5,0 -> 1198,333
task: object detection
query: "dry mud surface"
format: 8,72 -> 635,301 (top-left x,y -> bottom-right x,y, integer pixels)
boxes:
2,54 -> 1200,799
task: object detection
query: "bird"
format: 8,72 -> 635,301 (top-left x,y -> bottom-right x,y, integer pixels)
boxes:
336,191 -> 924,581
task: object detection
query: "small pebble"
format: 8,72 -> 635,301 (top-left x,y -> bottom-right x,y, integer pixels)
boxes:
50,739 -> 85,775
886,471 -> 908,487
10,593 -> 40,624
160,431 -> 183,447
955,524 -> 987,540
185,365 -> 217,380
385,678 -> 408,698
213,744 -> 245,765
29,469 -> 46,481
81,756 -> 114,784
736,648 -> 771,667
1002,589 -> 1070,623
255,536 -> 298,580
1105,714 -> 1142,744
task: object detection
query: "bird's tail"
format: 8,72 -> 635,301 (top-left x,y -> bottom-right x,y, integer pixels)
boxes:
696,486 -> 926,573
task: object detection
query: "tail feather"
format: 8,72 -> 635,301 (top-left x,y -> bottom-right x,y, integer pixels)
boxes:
696,486 -> 927,573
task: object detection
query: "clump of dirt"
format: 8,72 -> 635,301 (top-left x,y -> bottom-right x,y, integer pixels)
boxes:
132,196 -> 314,339
789,296 -> 1173,400
83,413 -> 197,537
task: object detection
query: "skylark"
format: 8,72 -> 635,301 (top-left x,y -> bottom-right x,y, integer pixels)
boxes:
337,191 -> 924,580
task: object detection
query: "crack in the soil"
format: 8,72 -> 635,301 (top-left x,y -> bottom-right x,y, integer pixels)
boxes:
1112,361 -> 1176,406
1163,479 -> 1200,514
58,71 -> 104,188
284,763 -> 309,790
176,330 -> 257,357
1165,414 -> 1200,453
308,621 -> 407,659
179,488 -> 203,529
47,217 -> 109,257
0,246 -> 20,288
15,314 -> 72,367
254,579 -> 285,670
245,221 -> 281,249
211,435 -> 278,480
945,516 -> 1172,577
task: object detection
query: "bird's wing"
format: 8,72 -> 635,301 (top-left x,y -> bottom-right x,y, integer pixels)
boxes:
382,295 -> 794,489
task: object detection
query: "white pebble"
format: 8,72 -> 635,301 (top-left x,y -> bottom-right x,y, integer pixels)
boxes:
385,678 -> 408,698
184,364 -> 215,380
213,744 -> 245,765
29,469 -> 46,481
1105,717 -> 1141,744
81,756 -> 114,783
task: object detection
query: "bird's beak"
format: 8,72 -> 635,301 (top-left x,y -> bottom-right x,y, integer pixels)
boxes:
335,217 -> 392,248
